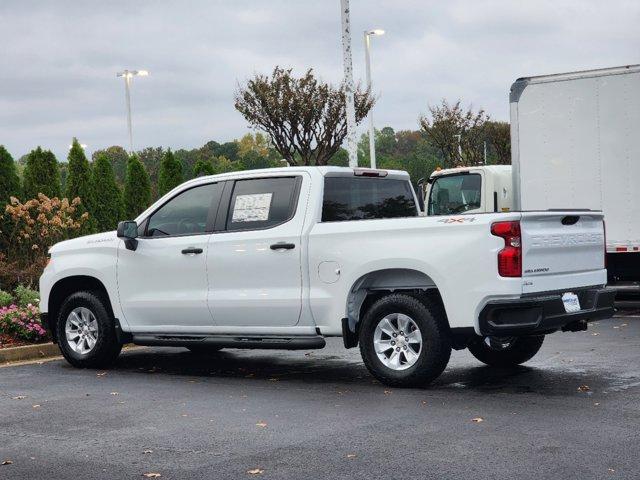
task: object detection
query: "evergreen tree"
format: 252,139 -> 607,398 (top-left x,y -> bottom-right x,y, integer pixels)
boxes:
65,138 -> 96,233
193,159 -> 215,177
66,138 -> 94,206
22,147 -> 61,199
91,154 -> 125,232
0,145 -> 21,203
157,149 -> 183,197
124,154 -> 151,219
92,146 -> 129,185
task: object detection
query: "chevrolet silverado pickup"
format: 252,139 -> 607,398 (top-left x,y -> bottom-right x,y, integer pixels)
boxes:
39,166 -> 615,386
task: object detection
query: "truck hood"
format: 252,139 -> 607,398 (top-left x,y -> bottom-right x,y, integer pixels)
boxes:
49,231 -> 119,255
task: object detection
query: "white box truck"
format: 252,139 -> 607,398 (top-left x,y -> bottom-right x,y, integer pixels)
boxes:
425,64 -> 640,291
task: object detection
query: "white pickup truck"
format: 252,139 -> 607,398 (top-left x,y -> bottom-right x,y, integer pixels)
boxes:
39,166 -> 615,386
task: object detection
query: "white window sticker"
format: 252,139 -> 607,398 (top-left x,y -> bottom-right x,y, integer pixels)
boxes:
232,193 -> 273,222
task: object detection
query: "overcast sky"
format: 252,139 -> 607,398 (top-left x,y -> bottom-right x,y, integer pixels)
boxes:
1,0 -> 638,161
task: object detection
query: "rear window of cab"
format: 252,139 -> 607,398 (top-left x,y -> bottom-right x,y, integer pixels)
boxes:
322,176 -> 418,222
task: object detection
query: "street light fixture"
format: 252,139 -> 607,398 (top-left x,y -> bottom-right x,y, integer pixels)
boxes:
116,69 -> 149,153
364,28 -> 385,169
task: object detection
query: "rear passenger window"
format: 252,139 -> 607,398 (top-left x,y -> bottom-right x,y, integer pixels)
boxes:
322,177 -> 417,222
227,177 -> 299,231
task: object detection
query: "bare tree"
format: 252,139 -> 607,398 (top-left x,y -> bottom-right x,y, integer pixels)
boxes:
485,121 -> 511,165
419,100 -> 489,168
234,67 -> 374,166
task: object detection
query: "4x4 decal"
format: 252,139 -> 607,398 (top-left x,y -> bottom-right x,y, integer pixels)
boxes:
437,217 -> 477,224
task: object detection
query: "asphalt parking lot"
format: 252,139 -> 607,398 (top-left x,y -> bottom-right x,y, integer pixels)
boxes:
1,313 -> 639,480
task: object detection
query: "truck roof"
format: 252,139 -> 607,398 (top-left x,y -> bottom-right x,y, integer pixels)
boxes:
183,166 -> 410,186
511,64 -> 640,103
429,165 -> 511,179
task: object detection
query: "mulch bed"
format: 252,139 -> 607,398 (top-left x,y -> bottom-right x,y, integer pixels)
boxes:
0,333 -> 48,349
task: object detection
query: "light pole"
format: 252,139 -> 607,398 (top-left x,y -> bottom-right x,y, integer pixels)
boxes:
339,0 -> 358,168
116,69 -> 149,153
454,133 -> 462,164
364,28 -> 385,169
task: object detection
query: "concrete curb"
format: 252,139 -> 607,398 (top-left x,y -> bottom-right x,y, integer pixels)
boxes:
0,343 -> 60,363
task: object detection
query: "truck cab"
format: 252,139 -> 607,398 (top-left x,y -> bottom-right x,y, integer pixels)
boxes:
425,165 -> 513,216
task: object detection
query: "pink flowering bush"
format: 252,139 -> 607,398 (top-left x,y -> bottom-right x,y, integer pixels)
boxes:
0,303 -> 48,343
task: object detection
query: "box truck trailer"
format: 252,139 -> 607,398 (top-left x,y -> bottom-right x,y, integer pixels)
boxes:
424,64 -> 640,290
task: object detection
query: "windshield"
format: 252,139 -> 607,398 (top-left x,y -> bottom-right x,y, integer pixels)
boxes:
427,173 -> 482,215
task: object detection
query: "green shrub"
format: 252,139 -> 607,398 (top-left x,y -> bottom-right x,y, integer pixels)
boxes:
0,290 -> 13,307
14,285 -> 39,307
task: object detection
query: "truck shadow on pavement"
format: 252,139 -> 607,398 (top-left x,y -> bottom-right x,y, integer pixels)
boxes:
99,346 -> 623,397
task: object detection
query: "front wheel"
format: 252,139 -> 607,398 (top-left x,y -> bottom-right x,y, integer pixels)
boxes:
56,291 -> 122,368
359,293 -> 451,387
467,335 -> 545,367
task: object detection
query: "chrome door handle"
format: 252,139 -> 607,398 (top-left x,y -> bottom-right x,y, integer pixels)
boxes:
270,242 -> 295,250
181,248 -> 203,255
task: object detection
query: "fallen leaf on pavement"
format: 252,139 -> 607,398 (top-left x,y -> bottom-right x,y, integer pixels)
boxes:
142,473 -> 161,478
472,417 -> 484,423
256,421 -> 267,428
578,385 -> 591,392
2,460 -> 13,465
247,468 -> 264,475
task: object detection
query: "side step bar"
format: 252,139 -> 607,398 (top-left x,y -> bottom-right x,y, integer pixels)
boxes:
131,334 -> 326,350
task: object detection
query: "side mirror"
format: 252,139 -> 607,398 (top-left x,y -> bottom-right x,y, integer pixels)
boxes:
117,221 -> 139,251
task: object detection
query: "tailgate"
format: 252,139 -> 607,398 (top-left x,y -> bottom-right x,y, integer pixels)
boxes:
520,211 -> 606,293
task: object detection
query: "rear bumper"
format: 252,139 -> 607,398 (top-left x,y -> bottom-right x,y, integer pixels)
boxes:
479,286 -> 615,336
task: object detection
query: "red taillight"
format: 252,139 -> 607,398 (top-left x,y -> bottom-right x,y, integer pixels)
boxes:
491,221 -> 521,277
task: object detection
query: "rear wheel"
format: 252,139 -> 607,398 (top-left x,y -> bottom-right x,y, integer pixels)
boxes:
467,335 -> 545,367
359,293 -> 451,387
56,291 -> 122,368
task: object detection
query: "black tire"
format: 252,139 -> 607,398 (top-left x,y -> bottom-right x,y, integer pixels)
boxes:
359,293 -> 452,387
467,335 -> 545,367
56,291 -> 122,368
186,345 -> 222,355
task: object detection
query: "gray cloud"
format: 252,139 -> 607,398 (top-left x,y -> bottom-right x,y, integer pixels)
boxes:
1,0 -> 638,161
